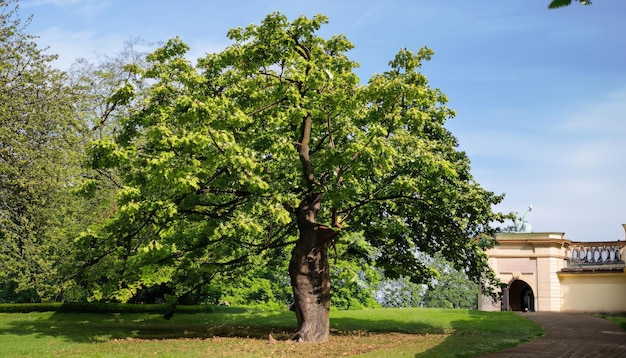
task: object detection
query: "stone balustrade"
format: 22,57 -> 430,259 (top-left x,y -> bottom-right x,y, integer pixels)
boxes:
564,242 -> 625,271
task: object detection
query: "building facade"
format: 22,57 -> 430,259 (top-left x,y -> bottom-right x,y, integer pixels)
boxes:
480,225 -> 626,313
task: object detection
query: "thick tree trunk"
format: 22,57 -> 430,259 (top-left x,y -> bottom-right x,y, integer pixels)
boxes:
288,194 -> 334,342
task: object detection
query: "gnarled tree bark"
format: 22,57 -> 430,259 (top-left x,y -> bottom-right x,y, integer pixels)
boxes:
288,193 -> 336,342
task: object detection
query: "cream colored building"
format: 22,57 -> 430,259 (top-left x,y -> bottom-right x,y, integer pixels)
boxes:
480,225 -> 626,313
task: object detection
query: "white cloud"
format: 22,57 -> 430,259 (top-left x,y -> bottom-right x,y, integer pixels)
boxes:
555,89 -> 626,136
35,26 -> 128,69
464,87 -> 626,242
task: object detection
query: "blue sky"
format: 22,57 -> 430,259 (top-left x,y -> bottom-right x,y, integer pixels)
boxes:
21,0 -> 626,242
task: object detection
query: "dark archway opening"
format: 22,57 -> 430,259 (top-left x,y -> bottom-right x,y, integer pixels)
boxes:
508,280 -> 534,312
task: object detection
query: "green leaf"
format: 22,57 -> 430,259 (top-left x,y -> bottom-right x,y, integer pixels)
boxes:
549,0 -> 573,9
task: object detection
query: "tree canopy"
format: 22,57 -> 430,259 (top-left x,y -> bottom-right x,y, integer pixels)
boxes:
0,0 -> 86,301
79,13 -> 506,341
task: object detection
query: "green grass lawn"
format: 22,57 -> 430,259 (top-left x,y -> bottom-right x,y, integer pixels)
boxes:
0,306 -> 543,357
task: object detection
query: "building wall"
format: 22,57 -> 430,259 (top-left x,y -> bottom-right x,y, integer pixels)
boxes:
558,272 -> 626,312
478,256 -> 503,311
536,255 -> 566,311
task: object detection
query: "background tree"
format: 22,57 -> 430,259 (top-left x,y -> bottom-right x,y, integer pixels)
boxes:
83,13 -> 507,342
376,253 -> 479,309
421,253 -> 478,309
68,37 -> 154,141
377,276 -> 425,308
0,0 -> 86,302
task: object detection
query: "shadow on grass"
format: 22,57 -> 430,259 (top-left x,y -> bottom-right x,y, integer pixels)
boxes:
0,309 -> 445,344
415,311 -> 543,357
0,311 -> 294,343
330,316 -> 446,335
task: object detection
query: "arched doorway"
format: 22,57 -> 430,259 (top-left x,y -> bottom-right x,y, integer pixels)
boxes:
508,280 -> 535,312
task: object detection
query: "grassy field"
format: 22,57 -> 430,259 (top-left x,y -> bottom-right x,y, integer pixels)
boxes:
0,305 -> 544,357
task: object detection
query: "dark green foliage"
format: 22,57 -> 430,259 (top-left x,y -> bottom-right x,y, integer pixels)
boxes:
548,0 -> 592,9
197,240 -> 381,310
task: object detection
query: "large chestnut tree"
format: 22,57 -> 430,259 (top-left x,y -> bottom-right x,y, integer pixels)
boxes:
80,13 -> 506,342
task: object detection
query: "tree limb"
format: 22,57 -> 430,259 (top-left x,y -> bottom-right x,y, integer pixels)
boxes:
246,96 -> 287,117
296,112 -> 316,189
